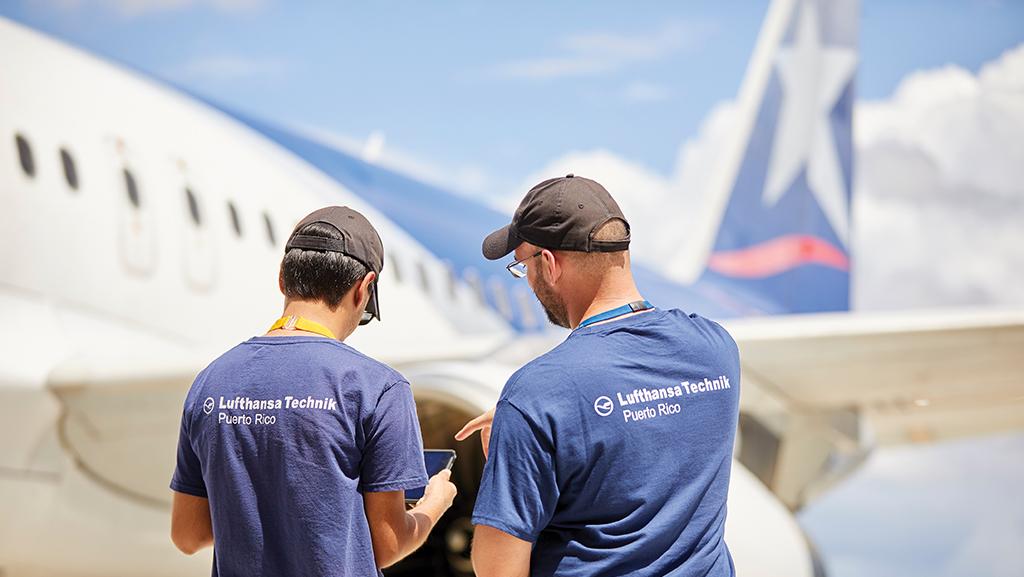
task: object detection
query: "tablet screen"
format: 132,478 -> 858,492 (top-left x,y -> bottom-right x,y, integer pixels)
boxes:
404,449 -> 456,502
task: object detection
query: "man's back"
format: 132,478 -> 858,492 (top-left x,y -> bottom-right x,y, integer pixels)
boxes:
473,309 -> 740,577
171,336 -> 427,577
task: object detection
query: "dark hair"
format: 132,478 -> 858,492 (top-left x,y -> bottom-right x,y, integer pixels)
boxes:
281,222 -> 369,311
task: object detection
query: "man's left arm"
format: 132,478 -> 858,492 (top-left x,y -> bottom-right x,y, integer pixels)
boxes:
170,491 -> 213,554
472,524 -> 532,577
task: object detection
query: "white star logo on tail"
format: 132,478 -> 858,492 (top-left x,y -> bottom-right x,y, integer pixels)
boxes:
762,0 -> 857,247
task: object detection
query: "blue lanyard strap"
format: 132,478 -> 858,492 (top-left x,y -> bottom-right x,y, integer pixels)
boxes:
576,300 -> 654,330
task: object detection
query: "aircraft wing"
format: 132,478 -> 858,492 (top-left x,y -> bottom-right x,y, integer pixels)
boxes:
42,345 -> 213,508
725,308 -> 1024,446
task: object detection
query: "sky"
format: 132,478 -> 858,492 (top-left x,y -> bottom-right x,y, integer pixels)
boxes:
4,0 -> 1022,198
2,1 -> 1022,576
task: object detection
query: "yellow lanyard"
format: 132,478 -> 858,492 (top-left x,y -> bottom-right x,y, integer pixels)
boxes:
268,315 -> 337,340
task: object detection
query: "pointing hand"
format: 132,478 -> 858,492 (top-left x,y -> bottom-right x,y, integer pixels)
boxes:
454,407 -> 495,458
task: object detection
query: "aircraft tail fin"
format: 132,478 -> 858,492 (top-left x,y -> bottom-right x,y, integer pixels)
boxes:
695,0 -> 859,314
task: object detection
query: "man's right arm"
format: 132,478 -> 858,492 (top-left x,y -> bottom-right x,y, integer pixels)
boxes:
363,469 -> 457,568
461,400 -> 560,576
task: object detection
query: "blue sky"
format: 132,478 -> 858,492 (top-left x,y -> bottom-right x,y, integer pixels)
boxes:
4,0 -> 1023,196
3,2 -> 1022,576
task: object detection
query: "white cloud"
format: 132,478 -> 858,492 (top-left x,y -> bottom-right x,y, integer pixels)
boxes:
623,81 -> 672,102
496,57 -> 614,80
165,54 -> 286,83
852,43 -> 1024,310
291,124 -> 494,202
857,47 -> 1024,200
43,0 -> 266,18
493,21 -> 714,80
105,0 -> 193,15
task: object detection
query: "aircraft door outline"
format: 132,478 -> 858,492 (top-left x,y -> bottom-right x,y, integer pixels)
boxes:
111,137 -> 157,277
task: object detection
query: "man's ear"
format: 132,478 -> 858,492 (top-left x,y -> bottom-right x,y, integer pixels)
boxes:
354,271 -> 377,308
279,270 -> 286,296
540,250 -> 561,284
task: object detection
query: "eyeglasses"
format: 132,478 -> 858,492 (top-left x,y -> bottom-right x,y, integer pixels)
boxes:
506,250 -> 542,279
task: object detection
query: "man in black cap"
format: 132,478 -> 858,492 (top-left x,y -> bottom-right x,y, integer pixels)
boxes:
170,206 -> 456,576
458,176 -> 741,577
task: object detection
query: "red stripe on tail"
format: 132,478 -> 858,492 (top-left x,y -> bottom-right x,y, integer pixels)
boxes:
708,235 -> 849,279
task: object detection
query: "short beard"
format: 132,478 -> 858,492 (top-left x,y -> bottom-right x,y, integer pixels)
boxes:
533,276 -> 570,329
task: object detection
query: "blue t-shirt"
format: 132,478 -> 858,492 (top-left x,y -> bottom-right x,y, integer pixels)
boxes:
171,336 -> 428,577
472,309 -> 740,577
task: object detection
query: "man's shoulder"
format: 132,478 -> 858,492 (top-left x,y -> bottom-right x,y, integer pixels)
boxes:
330,341 -> 407,384
500,345 -> 579,404
182,342 -> 250,404
662,309 -> 738,352
200,338 -> 406,391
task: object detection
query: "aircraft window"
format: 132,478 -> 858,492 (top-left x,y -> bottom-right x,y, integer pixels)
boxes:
185,187 -> 202,226
463,268 -> 487,306
515,287 -> 538,329
123,168 -> 140,208
417,261 -> 430,294
263,212 -> 276,246
15,133 -> 34,178
227,201 -> 242,237
445,262 -> 458,301
60,148 -> 78,190
489,278 -> 513,320
389,252 -> 402,284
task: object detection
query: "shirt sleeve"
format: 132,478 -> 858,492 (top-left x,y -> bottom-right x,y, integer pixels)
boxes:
169,402 -> 208,498
358,381 -> 429,493
472,399 -> 559,543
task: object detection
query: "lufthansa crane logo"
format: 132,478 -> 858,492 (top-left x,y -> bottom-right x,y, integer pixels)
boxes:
593,396 -> 614,417
203,397 -> 215,415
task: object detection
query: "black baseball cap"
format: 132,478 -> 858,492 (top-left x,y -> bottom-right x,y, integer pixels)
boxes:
286,206 -> 383,325
482,174 -> 630,260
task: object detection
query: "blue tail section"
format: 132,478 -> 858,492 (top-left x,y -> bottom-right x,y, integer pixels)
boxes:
699,0 -> 858,314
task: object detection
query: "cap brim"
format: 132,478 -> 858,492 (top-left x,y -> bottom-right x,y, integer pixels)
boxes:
482,224 -> 520,260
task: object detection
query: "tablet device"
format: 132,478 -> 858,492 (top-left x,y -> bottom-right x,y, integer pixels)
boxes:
404,449 -> 456,504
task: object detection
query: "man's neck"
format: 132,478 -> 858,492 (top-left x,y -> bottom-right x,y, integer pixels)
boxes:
569,275 -> 645,329
266,301 -> 350,341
